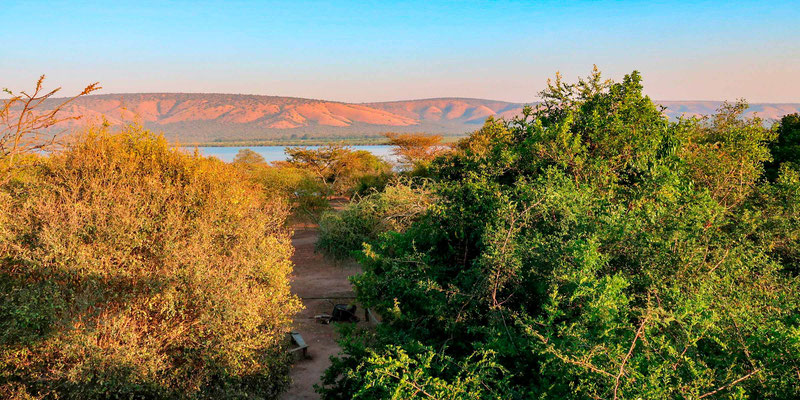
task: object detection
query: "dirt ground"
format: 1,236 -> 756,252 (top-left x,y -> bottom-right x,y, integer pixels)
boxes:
280,228 -> 364,399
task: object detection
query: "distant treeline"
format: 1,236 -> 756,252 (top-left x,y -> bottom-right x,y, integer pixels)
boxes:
186,135 -> 462,147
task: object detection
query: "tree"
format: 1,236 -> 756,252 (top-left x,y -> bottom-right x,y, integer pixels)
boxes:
683,100 -> 775,208
319,70 -> 800,399
766,113 -> 800,180
286,145 -> 390,196
233,148 -> 267,166
384,132 -> 447,167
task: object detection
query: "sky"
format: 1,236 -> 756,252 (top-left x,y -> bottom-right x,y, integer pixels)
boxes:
2,0 -> 799,103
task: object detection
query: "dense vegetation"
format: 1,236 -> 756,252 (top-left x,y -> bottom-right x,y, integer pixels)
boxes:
285,145 -> 392,198
229,145 -> 393,223
5,71 -> 799,399
318,70 -> 800,399
0,123 -> 301,398
317,179 -> 434,260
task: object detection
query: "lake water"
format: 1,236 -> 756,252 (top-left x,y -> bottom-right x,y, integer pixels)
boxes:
186,145 -> 397,163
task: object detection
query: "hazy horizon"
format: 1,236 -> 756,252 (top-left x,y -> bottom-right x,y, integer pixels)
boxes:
2,1 -> 799,103
38,91 -> 800,105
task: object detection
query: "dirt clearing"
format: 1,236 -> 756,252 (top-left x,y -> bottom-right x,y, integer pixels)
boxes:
280,228 -> 364,399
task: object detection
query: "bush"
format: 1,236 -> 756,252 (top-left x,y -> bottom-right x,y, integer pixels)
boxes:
234,159 -> 331,223
320,70 -> 800,399
316,179 -> 433,260
286,145 -> 392,197
766,113 -> 800,181
0,125 -> 301,399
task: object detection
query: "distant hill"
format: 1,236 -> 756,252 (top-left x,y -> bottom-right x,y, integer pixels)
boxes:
45,93 -> 800,143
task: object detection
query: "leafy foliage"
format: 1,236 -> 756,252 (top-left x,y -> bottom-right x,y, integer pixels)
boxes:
317,179 -> 434,259
766,113 -> 800,181
0,125 -> 301,399
319,70 -> 800,399
232,148 -> 330,222
384,132 -> 449,169
285,145 -> 391,197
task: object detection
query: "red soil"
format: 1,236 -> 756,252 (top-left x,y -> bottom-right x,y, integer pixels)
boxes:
280,228 -> 364,399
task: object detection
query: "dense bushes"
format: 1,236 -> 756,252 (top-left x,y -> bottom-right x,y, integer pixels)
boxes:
319,71 -> 800,398
285,145 -> 392,197
231,146 -> 394,222
0,125 -> 301,398
233,148 -> 330,221
766,113 -> 800,181
317,179 -> 433,259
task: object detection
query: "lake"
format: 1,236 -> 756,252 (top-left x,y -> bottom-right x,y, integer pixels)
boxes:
186,145 -> 397,163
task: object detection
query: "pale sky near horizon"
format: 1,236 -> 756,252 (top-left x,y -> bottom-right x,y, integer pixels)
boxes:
2,0 -> 799,103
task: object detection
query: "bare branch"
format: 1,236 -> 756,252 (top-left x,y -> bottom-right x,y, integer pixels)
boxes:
698,369 -> 761,399
613,314 -> 649,400
1,75 -> 101,169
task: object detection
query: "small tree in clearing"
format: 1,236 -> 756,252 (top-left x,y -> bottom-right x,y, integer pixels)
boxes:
384,132 -> 447,167
286,145 -> 390,196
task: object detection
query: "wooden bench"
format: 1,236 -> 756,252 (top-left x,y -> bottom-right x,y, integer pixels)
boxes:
288,331 -> 308,359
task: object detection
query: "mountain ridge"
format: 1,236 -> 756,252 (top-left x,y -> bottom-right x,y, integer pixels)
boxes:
43,93 -> 800,143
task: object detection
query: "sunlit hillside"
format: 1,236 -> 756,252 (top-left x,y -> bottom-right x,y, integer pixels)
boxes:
40,93 -> 800,143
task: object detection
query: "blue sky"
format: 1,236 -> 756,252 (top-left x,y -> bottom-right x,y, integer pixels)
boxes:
2,0 -> 798,102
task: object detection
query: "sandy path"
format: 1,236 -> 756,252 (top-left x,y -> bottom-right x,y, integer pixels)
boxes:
281,228 -> 363,399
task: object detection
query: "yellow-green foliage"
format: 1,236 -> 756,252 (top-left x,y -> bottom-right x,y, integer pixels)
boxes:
231,150 -> 331,221
0,125 -> 301,399
317,179 -> 433,259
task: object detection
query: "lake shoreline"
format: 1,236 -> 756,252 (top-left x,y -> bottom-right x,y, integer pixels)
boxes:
187,145 -> 398,163
183,135 -> 463,148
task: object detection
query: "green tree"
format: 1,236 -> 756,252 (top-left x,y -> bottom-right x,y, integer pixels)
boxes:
766,113 -> 800,180
286,145 -> 391,196
319,70 -> 800,399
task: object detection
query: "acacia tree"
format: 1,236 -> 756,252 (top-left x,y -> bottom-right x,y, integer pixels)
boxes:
286,145 -> 390,196
383,132 -> 447,167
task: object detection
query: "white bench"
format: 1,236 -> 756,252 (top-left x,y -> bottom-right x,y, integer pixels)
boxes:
288,331 -> 308,358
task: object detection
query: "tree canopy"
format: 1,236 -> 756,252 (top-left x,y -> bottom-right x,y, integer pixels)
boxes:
318,70 -> 800,399
286,145 -> 391,196
1,125 -> 300,398
383,132 -> 448,168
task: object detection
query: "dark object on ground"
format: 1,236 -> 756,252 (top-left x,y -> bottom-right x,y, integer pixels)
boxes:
331,304 -> 360,322
315,313 -> 332,324
288,331 -> 308,359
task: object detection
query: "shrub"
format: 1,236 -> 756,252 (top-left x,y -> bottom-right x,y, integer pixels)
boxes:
317,179 -> 433,260
261,165 -> 331,221
320,70 -> 800,399
766,113 -> 800,180
0,125 -> 301,399
286,145 -> 392,197
232,151 -> 331,222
